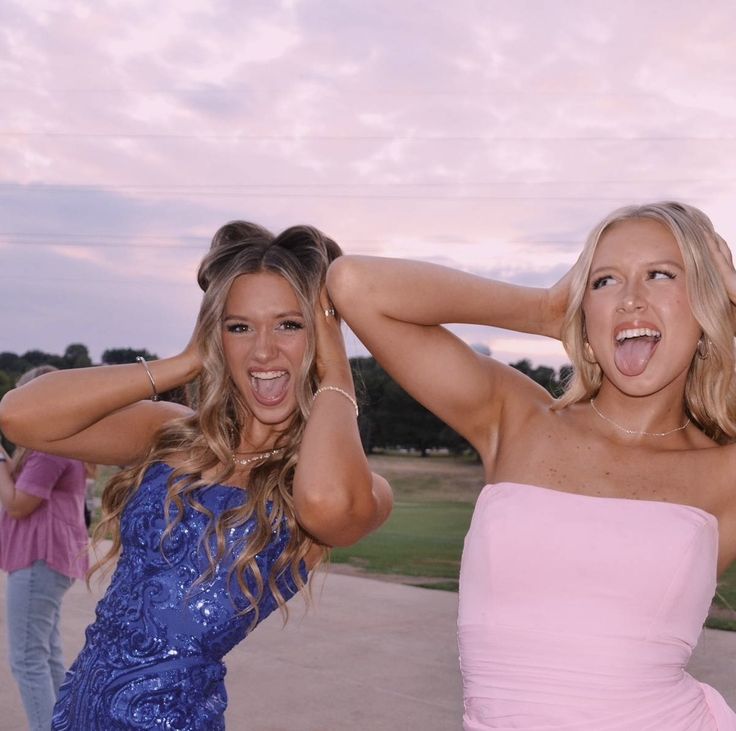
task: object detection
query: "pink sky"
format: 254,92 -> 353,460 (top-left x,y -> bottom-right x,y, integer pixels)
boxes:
3,1 -> 736,368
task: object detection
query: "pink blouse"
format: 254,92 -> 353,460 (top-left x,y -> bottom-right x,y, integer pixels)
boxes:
0,451 -> 89,579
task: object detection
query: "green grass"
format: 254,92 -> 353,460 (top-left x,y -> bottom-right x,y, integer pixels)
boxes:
714,563 -> 736,608
331,499 -> 475,589
328,454 -> 482,589
708,563 -> 736,630
705,615 -> 736,631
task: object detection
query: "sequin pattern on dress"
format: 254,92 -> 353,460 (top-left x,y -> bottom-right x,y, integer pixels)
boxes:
51,462 -> 305,730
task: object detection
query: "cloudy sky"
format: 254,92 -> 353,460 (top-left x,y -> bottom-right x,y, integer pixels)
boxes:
3,0 -> 736,368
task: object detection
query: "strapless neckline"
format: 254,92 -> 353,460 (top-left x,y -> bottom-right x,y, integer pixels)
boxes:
460,478 -> 730,729
486,481 -> 719,529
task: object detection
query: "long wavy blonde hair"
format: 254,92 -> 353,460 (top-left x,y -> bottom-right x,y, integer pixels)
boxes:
554,201 -> 736,443
92,221 -> 342,623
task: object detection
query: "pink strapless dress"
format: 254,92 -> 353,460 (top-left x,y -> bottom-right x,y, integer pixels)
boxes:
458,482 -> 736,730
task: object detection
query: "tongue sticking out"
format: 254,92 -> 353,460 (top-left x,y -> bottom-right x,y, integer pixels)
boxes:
614,336 -> 659,377
251,373 -> 289,402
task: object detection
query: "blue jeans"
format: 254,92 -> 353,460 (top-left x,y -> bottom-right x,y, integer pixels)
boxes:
6,560 -> 73,731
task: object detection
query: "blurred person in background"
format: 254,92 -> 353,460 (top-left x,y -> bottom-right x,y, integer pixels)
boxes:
0,365 -> 89,731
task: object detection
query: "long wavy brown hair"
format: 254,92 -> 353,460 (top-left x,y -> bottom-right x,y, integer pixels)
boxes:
91,222 -> 343,624
553,201 -> 736,443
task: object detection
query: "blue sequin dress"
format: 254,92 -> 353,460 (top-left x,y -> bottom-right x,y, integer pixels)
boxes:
51,462 -> 306,730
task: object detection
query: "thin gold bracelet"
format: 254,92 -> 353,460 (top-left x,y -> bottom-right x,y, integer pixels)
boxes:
313,385 -> 358,417
136,356 -> 160,402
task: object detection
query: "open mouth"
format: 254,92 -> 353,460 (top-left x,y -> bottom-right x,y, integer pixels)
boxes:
614,327 -> 661,377
249,369 -> 290,405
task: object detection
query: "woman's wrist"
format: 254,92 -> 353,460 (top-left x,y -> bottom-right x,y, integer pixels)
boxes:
315,365 -> 354,394
140,351 -> 202,399
313,385 -> 359,417
538,289 -> 561,339
135,357 -> 159,401
177,346 -> 203,381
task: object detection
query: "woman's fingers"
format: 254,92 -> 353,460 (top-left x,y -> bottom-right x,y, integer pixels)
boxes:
318,286 -> 339,323
710,234 -> 736,305
544,266 -> 575,340
313,287 -> 350,381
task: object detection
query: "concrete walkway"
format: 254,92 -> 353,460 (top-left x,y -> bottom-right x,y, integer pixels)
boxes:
0,567 -> 734,731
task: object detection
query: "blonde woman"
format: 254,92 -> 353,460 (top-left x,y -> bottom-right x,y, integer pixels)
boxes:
0,366 -> 88,731
0,222 -> 392,730
327,201 -> 736,729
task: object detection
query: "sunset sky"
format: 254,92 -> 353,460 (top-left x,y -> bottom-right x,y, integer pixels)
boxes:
3,1 -> 736,368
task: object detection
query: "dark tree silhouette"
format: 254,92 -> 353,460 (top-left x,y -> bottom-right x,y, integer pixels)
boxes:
350,356 -> 572,454
63,343 -> 92,369
102,347 -> 158,365
350,356 -> 473,456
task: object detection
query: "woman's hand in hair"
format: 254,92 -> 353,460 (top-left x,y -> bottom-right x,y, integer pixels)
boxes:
179,327 -> 204,381
313,287 -> 352,385
543,265 -> 576,340
709,234 -> 736,310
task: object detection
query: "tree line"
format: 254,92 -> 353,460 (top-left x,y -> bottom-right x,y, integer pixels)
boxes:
0,345 -> 157,402
351,356 -> 571,456
0,345 -> 571,456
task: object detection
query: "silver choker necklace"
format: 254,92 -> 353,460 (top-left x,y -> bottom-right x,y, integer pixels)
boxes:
232,447 -> 285,466
589,398 -> 690,437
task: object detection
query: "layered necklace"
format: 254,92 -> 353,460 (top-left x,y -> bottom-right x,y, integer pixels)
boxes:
589,398 -> 690,438
231,447 -> 286,467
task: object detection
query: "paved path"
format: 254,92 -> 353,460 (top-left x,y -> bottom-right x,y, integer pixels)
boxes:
0,567 -> 734,730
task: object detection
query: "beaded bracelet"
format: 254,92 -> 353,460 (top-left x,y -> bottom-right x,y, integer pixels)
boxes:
136,356 -> 160,402
313,385 -> 359,417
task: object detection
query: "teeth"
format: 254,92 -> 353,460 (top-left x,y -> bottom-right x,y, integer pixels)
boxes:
250,370 -> 286,380
615,327 -> 661,342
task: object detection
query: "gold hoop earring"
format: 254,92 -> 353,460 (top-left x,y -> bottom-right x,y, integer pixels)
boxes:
697,337 -> 710,360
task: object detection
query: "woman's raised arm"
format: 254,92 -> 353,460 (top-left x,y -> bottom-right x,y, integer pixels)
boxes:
0,350 -> 199,466
326,256 -> 569,454
292,289 -> 392,547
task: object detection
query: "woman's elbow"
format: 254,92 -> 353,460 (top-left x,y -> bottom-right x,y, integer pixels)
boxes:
0,387 -> 40,445
295,489 -> 380,548
326,257 -> 361,310
0,396 -> 22,445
